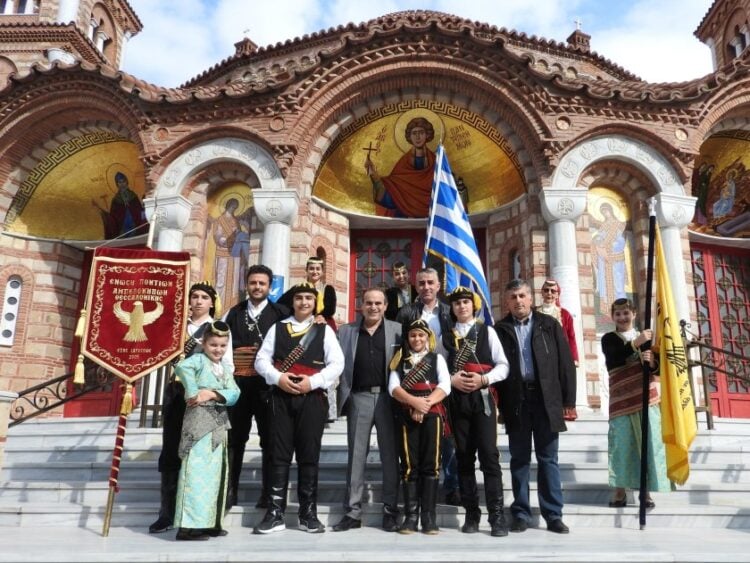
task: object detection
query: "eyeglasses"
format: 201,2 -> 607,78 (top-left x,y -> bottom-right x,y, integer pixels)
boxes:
541,288 -> 558,294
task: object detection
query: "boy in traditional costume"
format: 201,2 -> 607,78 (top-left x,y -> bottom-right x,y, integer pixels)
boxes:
174,321 -> 240,541
253,282 -> 345,534
446,287 -> 510,536
389,319 -> 450,535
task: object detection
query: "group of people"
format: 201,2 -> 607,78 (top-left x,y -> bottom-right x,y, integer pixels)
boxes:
148,258 -> 671,541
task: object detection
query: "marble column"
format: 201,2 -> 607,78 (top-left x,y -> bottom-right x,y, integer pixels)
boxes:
252,189 -> 299,290
0,390 -> 18,473
654,194 -> 697,326
143,194 -> 193,252
540,188 -> 588,409
55,0 -> 80,22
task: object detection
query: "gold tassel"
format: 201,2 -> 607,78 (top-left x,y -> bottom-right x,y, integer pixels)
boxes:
120,383 -> 133,416
73,354 -> 85,385
74,309 -> 87,338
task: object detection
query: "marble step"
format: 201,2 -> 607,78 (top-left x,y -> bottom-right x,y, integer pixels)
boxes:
8,414 -> 744,441
0,499 -> 747,530
2,478 -> 747,507
3,456 -> 747,485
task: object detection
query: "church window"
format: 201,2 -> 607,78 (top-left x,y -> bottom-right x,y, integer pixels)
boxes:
0,276 -> 22,347
510,249 -> 521,280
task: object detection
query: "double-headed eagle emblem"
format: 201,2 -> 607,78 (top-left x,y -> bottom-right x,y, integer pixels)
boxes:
113,300 -> 164,342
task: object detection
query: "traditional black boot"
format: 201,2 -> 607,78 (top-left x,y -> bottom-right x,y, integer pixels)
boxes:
225,448 -> 242,509
459,474 -> 481,533
420,476 -> 440,535
398,480 -> 419,534
486,470 -> 508,537
149,470 -> 178,533
297,463 -> 324,533
253,465 -> 288,534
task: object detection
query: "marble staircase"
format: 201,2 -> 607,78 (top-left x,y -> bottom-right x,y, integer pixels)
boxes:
1,412 -> 749,561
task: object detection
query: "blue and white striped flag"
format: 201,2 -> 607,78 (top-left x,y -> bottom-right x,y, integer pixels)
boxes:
423,145 -> 493,324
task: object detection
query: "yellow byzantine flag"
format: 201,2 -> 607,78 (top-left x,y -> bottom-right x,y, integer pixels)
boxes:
655,224 -> 696,485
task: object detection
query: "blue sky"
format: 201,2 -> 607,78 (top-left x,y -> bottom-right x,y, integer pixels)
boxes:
122,0 -> 714,87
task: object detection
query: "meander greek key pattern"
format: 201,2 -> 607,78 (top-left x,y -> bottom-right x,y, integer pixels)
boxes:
6,131 -> 126,226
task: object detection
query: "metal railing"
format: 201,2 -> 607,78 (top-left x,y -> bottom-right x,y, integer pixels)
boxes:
9,368 -> 117,427
10,363 -> 173,429
680,319 -> 750,430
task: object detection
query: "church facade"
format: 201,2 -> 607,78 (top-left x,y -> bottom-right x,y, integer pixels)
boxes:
1,0 -> 749,417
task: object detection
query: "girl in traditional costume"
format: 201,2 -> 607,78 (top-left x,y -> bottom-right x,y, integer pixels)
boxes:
601,298 -> 671,508
174,321 -> 240,540
388,319 -> 450,535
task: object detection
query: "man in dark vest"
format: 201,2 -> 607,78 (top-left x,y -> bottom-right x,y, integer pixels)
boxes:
253,282 -> 345,534
223,265 -> 289,509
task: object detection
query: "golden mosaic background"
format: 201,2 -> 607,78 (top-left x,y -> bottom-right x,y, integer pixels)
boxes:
313,101 -> 526,217
7,133 -> 146,240
691,130 -> 750,238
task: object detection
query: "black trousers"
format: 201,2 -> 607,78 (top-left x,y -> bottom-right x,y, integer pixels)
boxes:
452,397 -> 504,512
397,413 -> 442,482
157,380 -> 185,473
228,376 -> 270,450
268,388 -> 327,467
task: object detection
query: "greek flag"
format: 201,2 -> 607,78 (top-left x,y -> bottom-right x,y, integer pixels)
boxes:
423,145 -> 493,324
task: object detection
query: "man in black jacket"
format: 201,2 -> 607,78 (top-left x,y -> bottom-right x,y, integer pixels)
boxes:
494,279 -> 577,535
223,265 -> 290,510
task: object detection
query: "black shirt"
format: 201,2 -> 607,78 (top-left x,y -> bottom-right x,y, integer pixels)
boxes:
352,321 -> 386,389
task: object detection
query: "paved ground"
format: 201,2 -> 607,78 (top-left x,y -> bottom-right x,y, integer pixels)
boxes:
2,523 -> 746,562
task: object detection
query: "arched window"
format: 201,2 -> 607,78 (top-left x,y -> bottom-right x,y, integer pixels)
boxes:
0,275 -> 22,347
510,249 -> 521,280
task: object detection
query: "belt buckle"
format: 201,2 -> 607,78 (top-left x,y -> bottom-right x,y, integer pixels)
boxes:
370,386 -> 381,393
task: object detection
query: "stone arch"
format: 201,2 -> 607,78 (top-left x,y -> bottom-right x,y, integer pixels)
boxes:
550,134 -> 684,196
90,2 -> 118,63
287,57 -> 549,195
299,93 -> 537,203
0,56 -> 17,89
154,137 -> 285,199
180,163 -> 262,284
309,235 -> 335,285
0,120 -> 139,230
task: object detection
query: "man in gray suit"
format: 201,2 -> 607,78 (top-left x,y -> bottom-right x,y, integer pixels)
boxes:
332,287 -> 402,532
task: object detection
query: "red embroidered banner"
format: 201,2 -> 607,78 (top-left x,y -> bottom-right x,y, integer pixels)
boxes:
81,247 -> 190,383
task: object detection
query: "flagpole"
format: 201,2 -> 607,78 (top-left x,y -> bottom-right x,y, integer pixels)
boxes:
423,144 -> 444,268
639,198 -> 657,529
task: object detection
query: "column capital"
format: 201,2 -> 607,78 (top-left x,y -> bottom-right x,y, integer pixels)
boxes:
654,193 -> 696,229
143,194 -> 193,231
540,188 -> 587,223
252,189 -> 299,226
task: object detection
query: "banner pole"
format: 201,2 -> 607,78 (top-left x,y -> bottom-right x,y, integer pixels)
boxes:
638,199 -> 657,530
102,384 -> 132,536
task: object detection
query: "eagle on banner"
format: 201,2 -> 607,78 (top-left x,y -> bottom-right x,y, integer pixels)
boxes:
113,300 -> 164,342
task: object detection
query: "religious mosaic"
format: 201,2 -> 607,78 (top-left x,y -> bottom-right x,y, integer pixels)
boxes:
691,130 -> 750,238
588,187 -> 638,333
4,132 -> 147,241
313,100 -> 526,218
203,183 -> 254,311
